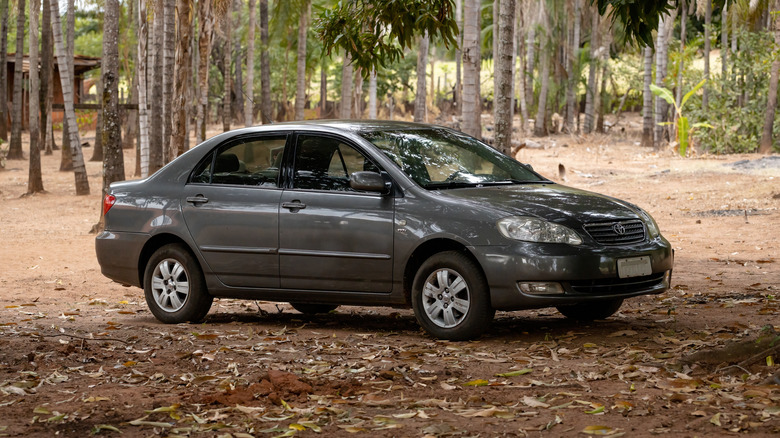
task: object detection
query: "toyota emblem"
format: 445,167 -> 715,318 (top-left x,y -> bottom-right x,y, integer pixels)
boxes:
612,223 -> 626,235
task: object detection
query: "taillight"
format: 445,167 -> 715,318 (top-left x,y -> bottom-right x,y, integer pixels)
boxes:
103,194 -> 116,215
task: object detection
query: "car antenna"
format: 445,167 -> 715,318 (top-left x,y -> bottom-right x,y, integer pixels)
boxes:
236,88 -> 274,125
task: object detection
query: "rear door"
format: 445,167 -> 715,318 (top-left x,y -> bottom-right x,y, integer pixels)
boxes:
181,134 -> 288,288
278,133 -> 394,292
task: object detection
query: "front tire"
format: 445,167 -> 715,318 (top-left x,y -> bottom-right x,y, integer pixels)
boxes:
556,298 -> 624,321
412,251 -> 495,341
143,244 -> 213,323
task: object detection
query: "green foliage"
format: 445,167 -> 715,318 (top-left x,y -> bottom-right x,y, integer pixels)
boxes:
651,79 -> 710,156
592,0 -> 675,47
316,0 -> 458,76
688,29 -> 779,154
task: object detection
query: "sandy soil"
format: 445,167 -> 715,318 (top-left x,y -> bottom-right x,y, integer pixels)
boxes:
1,120 -> 778,437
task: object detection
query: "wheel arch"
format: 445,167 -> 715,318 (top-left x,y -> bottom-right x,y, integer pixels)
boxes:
402,238 -> 487,306
137,233 -> 199,287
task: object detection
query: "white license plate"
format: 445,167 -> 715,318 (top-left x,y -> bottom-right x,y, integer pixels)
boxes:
617,256 -> 652,278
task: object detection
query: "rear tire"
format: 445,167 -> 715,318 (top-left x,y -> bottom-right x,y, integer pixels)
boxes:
556,298 -> 624,321
290,303 -> 339,315
412,251 -> 495,341
143,244 -> 213,323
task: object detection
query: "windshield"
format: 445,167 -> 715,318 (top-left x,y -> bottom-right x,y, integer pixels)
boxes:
360,128 -> 546,189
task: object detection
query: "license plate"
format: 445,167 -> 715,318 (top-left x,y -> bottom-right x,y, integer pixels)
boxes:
617,256 -> 652,278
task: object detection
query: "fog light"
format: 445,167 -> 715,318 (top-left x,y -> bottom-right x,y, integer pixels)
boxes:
518,282 -> 564,295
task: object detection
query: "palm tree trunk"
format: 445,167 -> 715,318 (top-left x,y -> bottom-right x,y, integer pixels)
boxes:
122,0 -> 137,152
294,0 -> 310,120
654,12 -> 671,148
759,0 -> 780,154
260,0 -> 272,123
524,3 -> 537,115
49,0 -> 89,195
368,68 -> 377,119
137,0 -> 151,176
566,0 -> 582,132
353,67 -> 363,118
414,33 -> 429,123
0,0 -> 9,141
494,0 -> 515,155
702,0 -> 711,110
721,3 -> 728,85
455,0 -> 462,114
340,52 -> 353,118
222,4 -> 233,132
641,46 -> 654,147
170,0 -> 192,159
60,0 -> 76,171
462,0 -> 481,138
40,0 -> 52,154
90,78 -> 104,161
162,0 -> 175,160
534,49 -> 550,137
319,58 -> 328,116
8,0 -> 26,160
196,0 -> 217,142
27,0 -> 43,194
675,0 -> 687,112
245,0 -> 256,126
493,0 -> 499,108
101,0 -> 124,198
583,5 -> 599,134
516,6 -> 528,132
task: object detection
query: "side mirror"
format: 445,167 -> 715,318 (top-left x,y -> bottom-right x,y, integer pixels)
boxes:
350,171 -> 389,193
524,163 -> 534,171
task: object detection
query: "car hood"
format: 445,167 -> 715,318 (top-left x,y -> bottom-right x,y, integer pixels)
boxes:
437,183 -> 640,225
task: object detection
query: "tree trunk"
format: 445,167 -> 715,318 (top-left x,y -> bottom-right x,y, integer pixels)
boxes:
353,67 -> 363,118
596,64 -> 608,133
122,0 -> 137,152
494,0 -> 515,155
320,58 -> 328,116
162,0 -> 175,161
517,6 -> 528,132
41,0 -> 53,155
703,0 -> 711,110
196,0 -> 217,142
583,6 -> 599,134
222,4 -> 233,132
675,0 -> 687,112
233,44 -> 243,122
340,52 -> 353,118
27,0 -> 43,193
170,0 -> 192,159
0,0 -> 9,141
295,0 -> 310,120
455,0 -> 462,114
640,46 -> 654,147
524,3 -> 537,114
260,0 -> 272,123
493,0 -> 499,108
8,0 -> 26,160
721,3 -> 728,84
60,0 -> 76,171
654,12 -> 671,148
368,68 -> 377,119
49,0 -> 89,195
245,0 -> 256,126
414,33 -> 429,123
137,0 -> 151,176
759,0 -> 780,154
566,0 -> 581,132
101,0 -> 124,199
534,49 -> 550,137
462,0 -> 481,138
90,78 -> 104,161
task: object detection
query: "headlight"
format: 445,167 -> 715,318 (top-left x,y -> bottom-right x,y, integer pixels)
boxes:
636,208 -> 661,239
497,217 -> 582,245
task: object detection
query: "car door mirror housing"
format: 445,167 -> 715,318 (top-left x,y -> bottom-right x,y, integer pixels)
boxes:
350,171 -> 389,193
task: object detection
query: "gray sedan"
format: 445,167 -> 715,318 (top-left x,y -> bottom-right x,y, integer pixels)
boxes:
96,121 -> 673,340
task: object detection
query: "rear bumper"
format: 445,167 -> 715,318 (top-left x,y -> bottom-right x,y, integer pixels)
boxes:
95,230 -> 149,288
471,238 -> 674,310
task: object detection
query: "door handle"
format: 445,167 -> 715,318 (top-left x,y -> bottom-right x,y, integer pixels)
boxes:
282,201 -> 306,211
186,195 -> 209,205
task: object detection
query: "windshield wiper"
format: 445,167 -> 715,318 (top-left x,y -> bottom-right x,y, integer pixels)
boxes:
423,181 -> 482,190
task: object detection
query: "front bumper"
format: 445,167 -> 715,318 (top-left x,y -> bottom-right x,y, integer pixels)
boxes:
471,237 -> 674,310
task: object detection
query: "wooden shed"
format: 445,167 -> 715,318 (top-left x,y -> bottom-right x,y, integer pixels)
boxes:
4,53 -> 101,129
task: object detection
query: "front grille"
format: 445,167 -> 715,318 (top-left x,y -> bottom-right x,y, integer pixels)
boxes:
583,220 -> 645,245
568,272 -> 666,294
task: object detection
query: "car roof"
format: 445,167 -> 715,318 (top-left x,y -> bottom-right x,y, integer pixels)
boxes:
236,120 -> 448,135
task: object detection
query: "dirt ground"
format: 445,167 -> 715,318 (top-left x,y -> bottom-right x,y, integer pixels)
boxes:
1,118 -> 778,437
